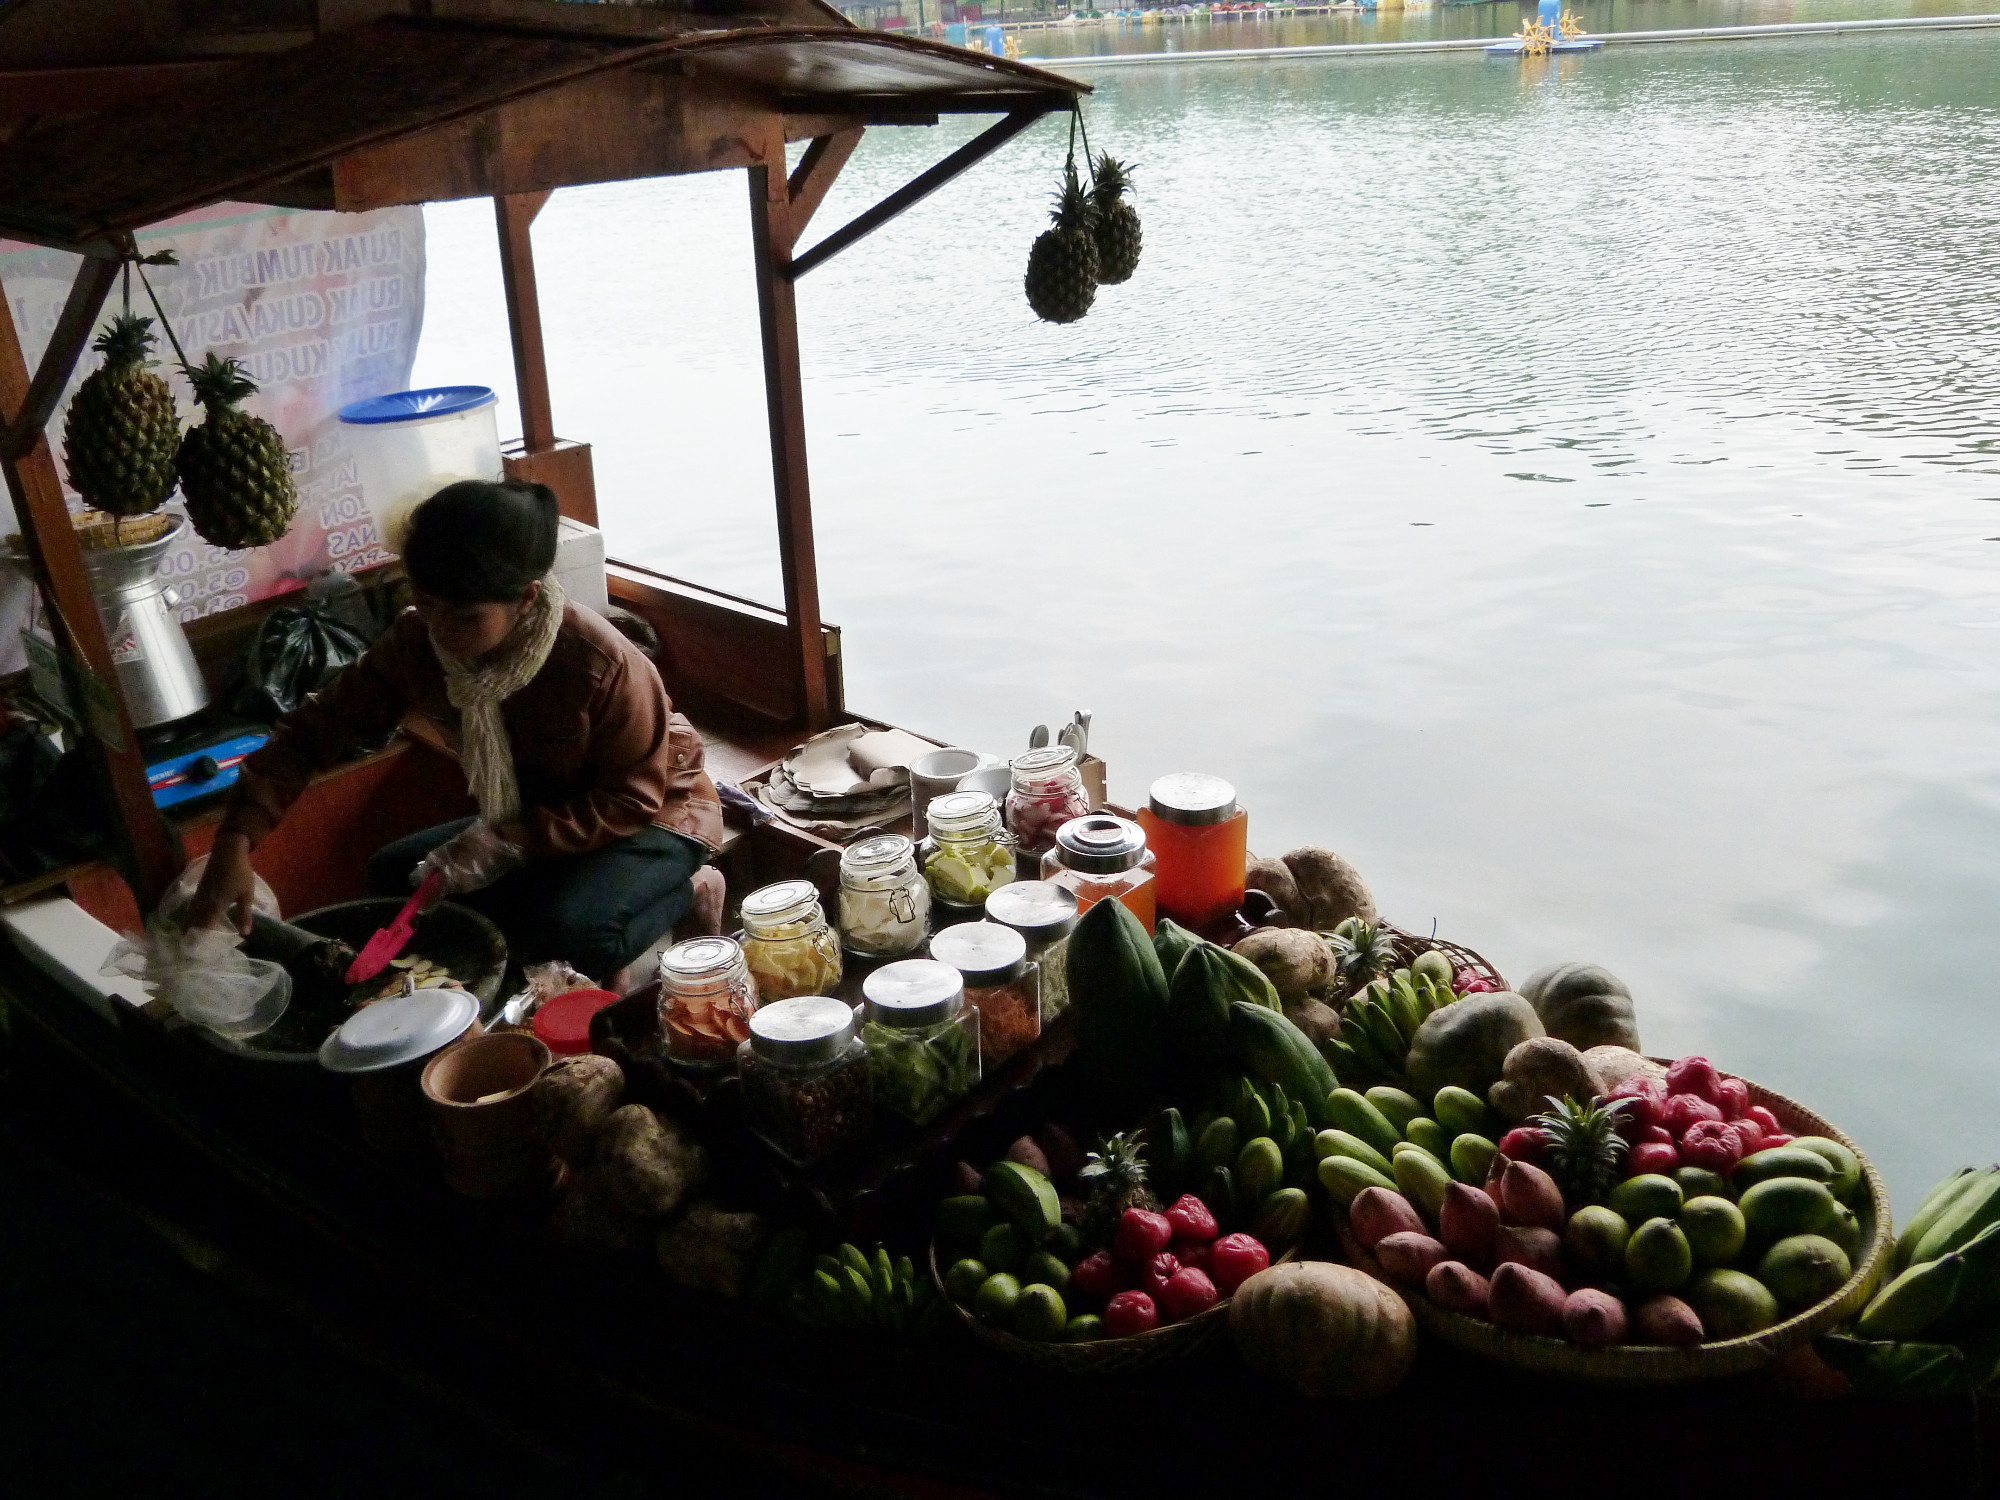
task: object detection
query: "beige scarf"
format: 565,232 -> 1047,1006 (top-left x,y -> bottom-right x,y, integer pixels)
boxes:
431,575 -> 567,825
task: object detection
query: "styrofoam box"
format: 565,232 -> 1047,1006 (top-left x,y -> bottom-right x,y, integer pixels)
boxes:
555,517 -> 608,615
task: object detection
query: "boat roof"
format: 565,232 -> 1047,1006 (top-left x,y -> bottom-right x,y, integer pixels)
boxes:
0,1 -> 1087,252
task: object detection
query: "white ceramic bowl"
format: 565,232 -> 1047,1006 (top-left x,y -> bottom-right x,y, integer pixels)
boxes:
318,988 -> 479,1074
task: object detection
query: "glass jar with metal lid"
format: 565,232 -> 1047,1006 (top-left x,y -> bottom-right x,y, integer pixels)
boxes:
737,995 -> 871,1164
658,936 -> 759,1068
1039,812 -> 1158,933
918,789 -> 1016,919
859,958 -> 981,1124
1005,745 -> 1090,859
739,879 -> 843,1002
836,834 -> 931,958
984,880 -> 1079,1020
1135,773 -> 1249,939
928,920 -> 1040,1065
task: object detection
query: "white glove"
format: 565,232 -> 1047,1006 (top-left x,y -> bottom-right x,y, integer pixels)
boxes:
415,820 -> 526,900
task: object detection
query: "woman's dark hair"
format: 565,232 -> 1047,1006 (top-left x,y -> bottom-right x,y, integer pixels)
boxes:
401,479 -> 559,604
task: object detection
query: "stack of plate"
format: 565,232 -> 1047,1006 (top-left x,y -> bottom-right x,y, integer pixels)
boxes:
757,723 -> 919,834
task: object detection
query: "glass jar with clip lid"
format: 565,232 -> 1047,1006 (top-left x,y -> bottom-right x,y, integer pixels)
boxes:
658,936 -> 758,1068
1004,745 -> 1090,860
739,879 -> 843,1002
918,788 -> 1016,925
836,834 -> 932,959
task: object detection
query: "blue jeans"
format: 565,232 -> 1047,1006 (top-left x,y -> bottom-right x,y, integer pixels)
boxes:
366,819 -> 706,982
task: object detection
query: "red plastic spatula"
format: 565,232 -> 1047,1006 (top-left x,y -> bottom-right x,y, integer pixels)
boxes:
344,870 -> 443,986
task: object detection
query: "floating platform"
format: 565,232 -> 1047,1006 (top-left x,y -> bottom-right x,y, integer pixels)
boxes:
1483,36 -> 1604,53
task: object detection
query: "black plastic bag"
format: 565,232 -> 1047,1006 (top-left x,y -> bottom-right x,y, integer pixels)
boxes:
235,575 -> 374,722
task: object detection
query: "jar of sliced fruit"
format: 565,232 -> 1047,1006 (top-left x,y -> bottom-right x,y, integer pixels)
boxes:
658,936 -> 758,1068
928,920 -> 1040,1066
918,789 -> 1016,922
1004,745 -> 1091,858
739,879 -> 843,1002
861,958 -> 981,1125
738,995 -> 871,1165
836,834 -> 931,959
983,879 -> 1079,1020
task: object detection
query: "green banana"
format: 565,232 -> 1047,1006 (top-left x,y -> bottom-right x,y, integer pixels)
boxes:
1365,1085 -> 1425,1134
1317,1152 -> 1398,1205
1354,996 -> 1407,1065
1387,970 -> 1424,1044
1314,1128 -> 1395,1179
1327,1087 -> 1404,1160
1858,1251 -> 1965,1340
838,1243 -> 872,1280
1816,1333 -> 1975,1399
1342,1018 -> 1402,1083
872,1246 -> 896,1303
1907,1167 -> 2000,1268
1938,1219 -> 2000,1332
1896,1166 -> 1992,1270
1320,1035 -> 1362,1086
1238,1088 -> 1273,1140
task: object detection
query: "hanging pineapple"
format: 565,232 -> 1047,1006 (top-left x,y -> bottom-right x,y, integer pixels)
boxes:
1089,154 -> 1143,286
1024,163 -> 1099,325
60,314 -> 181,519
175,352 -> 298,550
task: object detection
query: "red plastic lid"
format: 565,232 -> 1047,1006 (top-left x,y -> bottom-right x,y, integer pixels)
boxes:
532,988 -> 619,1055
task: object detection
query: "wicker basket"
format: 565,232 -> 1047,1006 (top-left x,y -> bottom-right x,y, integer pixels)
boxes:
1380,923 -> 1508,992
1344,1066 -> 1892,1384
930,1240 -> 1294,1376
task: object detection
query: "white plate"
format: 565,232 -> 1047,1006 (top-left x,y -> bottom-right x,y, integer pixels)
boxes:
317,988 -> 479,1074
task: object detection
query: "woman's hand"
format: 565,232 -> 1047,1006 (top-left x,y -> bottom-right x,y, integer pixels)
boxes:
414,820 -> 525,903
186,834 -> 258,934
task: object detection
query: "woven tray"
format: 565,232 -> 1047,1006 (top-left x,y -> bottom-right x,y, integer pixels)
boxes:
1380,923 -> 1508,992
930,1239 -> 1295,1376
1342,1066 -> 1891,1384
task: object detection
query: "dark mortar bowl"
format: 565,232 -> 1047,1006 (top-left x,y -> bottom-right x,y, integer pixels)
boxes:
199,899 -> 508,1064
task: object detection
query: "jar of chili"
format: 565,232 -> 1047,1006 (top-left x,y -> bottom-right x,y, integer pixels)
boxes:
738,995 -> 871,1165
860,958 -> 981,1125
740,879 -> 843,1001
983,880 -> 1079,1020
658,936 -> 759,1069
1040,813 -> 1157,933
928,920 -> 1040,1065
919,789 -> 1017,926
1134,773 -> 1249,940
1004,745 -> 1090,860
836,834 -> 932,959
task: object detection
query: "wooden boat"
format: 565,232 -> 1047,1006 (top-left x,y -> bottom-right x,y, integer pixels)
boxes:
1,4 -> 1997,1490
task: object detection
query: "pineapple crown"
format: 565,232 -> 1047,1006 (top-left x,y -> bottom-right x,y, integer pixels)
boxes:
1049,163 -> 1097,233
184,351 -> 260,413
1077,1129 -> 1148,1193
1329,920 -> 1398,986
1091,153 -> 1136,205
91,313 -> 159,369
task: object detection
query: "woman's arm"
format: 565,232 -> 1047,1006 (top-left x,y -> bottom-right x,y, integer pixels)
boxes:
213,612 -> 422,852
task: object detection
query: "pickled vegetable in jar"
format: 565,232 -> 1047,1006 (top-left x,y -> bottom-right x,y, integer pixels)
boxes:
928,921 -> 1040,1065
1040,813 -> 1158,933
984,880 -> 1078,1021
919,789 -> 1016,910
1004,745 -> 1090,858
658,936 -> 758,1068
837,834 -> 932,959
738,995 -> 871,1165
860,958 -> 981,1125
739,879 -> 843,1001
1135,773 -> 1248,940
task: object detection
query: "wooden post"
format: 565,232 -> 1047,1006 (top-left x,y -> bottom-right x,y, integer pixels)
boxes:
0,254 -> 184,910
748,129 -> 860,733
493,190 -> 554,454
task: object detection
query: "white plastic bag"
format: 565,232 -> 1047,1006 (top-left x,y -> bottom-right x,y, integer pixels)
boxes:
103,915 -> 290,1039
153,853 -> 281,931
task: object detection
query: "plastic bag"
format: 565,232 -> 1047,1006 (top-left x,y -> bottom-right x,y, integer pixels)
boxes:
102,919 -> 290,1039
154,853 -> 280,930
235,573 -> 373,722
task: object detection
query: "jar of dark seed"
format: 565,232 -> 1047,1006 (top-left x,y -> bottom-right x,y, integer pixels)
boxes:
736,995 -> 871,1166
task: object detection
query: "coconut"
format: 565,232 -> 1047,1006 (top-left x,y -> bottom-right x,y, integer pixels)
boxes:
1489,1036 -> 1599,1125
1280,846 -> 1377,930
1284,996 -> 1345,1048
1233,927 -> 1337,1005
1245,854 -> 1306,927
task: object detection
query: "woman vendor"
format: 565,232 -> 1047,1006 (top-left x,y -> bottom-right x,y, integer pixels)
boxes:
189,478 -> 724,985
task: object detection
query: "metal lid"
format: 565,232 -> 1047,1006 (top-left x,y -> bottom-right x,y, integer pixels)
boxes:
928,921 -> 1028,988
740,879 -> 821,927
1009,745 -> 1079,780
748,995 -> 857,1066
337,386 -> 497,424
984,880 -> 1079,942
1148,773 -> 1239,827
662,936 -> 744,980
862,958 -> 965,1028
842,833 -> 915,872
927,789 -> 1001,837
317,988 -> 479,1074
1053,814 -> 1148,874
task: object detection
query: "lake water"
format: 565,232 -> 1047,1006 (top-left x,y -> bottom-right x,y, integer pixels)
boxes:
412,17 -> 2000,1214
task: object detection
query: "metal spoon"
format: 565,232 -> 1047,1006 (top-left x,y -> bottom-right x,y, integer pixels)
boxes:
1029,724 -> 1050,750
